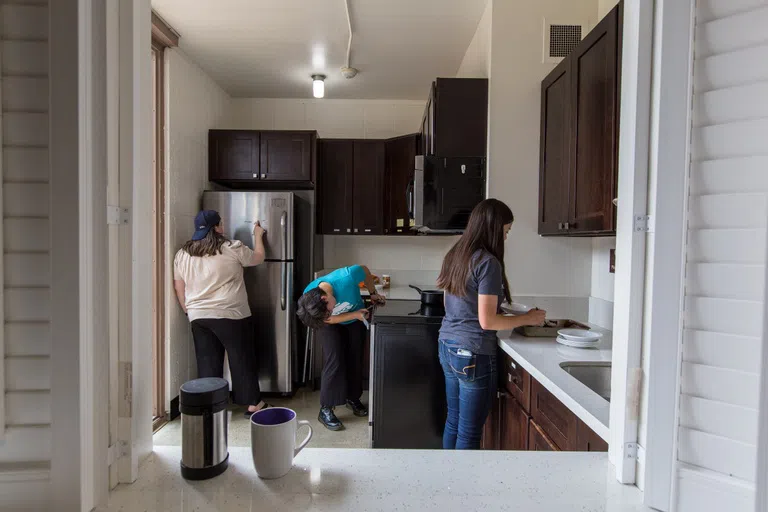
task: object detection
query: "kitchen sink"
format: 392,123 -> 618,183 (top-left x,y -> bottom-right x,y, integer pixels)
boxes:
560,362 -> 611,402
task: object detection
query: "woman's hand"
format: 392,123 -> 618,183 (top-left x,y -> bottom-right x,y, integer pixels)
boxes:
252,221 -> 266,238
370,293 -> 386,305
352,309 -> 370,322
521,308 -> 546,326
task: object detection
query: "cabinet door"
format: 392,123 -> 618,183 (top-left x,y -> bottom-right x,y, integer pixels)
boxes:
318,140 -> 354,235
538,60 -> 571,235
530,379 -> 578,450
529,419 -> 560,451
481,391 -> 503,450
433,78 -> 489,158
385,134 -> 419,235
352,140 -> 386,235
209,130 -> 260,181
567,5 -> 619,234
500,394 -> 530,450
260,131 -> 314,182
576,420 -> 609,452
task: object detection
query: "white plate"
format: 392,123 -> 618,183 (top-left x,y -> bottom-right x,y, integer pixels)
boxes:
556,336 -> 600,349
558,328 -> 603,342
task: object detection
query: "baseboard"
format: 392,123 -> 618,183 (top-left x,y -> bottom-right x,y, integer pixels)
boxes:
0,464 -> 51,510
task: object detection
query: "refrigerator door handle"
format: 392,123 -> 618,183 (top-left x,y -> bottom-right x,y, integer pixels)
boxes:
281,211 -> 288,261
280,262 -> 287,311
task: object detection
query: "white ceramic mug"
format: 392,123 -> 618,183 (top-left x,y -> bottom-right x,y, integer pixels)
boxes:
250,407 -> 312,479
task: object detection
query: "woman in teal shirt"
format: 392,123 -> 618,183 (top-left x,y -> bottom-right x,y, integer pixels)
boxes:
298,265 -> 385,430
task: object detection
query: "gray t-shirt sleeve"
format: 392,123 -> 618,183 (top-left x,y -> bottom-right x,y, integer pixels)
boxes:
475,255 -> 503,297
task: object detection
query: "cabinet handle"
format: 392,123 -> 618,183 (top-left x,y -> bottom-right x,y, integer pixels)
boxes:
364,229 -> 371,233
260,174 -> 267,179
346,229 -> 351,233
557,223 -> 563,230
563,222 -> 570,230
354,229 -> 359,233
509,360 -> 517,370
333,229 -> 340,232
252,173 -> 258,178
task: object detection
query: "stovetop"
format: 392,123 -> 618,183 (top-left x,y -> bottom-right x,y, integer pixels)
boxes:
370,300 -> 445,325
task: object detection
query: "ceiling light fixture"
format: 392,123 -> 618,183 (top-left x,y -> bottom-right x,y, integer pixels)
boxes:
312,74 -> 326,98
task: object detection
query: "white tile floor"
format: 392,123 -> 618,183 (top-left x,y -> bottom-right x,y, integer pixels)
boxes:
153,389 -> 370,450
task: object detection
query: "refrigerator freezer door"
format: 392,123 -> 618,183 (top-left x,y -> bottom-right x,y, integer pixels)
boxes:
245,261 -> 294,394
202,191 -> 294,261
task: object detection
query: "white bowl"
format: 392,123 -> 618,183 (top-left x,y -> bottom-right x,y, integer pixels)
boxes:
501,302 -> 532,315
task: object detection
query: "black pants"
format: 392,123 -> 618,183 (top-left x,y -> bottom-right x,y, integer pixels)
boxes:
190,317 -> 261,406
317,321 -> 365,407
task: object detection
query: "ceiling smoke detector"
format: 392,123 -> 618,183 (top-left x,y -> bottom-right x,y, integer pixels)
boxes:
340,66 -> 358,79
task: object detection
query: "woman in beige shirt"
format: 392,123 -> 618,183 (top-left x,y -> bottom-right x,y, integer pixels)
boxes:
173,210 -> 269,417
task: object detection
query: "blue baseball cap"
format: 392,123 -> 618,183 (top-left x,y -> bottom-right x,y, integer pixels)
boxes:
192,210 -> 221,241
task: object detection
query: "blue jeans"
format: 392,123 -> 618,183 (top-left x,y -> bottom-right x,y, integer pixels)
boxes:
438,339 -> 497,450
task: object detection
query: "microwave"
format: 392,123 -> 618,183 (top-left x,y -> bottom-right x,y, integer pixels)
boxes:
409,155 -> 486,234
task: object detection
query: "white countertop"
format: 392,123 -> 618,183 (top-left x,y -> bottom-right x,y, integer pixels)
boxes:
102,446 -> 648,511
497,328 -> 612,441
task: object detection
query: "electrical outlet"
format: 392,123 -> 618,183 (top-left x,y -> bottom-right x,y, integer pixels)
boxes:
609,249 -> 616,273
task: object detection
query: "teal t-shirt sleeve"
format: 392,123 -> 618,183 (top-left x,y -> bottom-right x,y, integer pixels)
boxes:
349,265 -> 366,285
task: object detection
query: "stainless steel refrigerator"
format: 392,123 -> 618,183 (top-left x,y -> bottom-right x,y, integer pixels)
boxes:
202,190 -> 316,395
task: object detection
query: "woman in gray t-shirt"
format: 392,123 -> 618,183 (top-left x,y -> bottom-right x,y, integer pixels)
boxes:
436,199 -> 546,450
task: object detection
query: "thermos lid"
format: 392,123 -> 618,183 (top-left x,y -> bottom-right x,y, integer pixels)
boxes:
180,377 -> 230,408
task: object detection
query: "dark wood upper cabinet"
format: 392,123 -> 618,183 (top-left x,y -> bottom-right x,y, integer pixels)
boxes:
384,134 -> 420,235
421,78 -> 488,158
568,5 -> 620,234
259,131 -> 315,182
209,129 -> 315,186
539,2 -> 621,236
539,60 -> 572,236
209,130 -> 260,181
352,140 -> 386,235
318,139 -> 354,235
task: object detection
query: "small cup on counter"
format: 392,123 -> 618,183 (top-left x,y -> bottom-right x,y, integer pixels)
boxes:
381,274 -> 391,289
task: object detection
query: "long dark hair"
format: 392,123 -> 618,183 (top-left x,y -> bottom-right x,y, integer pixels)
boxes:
437,199 -> 513,302
182,228 -> 229,257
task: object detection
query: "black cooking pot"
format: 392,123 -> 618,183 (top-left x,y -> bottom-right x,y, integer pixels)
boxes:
409,284 -> 444,306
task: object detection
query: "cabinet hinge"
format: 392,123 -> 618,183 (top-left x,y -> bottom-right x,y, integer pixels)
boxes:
107,206 -> 130,225
633,214 -> 652,233
107,440 -> 129,466
623,442 -> 638,461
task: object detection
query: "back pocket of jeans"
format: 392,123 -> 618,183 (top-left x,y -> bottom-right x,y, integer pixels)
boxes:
446,347 -> 476,382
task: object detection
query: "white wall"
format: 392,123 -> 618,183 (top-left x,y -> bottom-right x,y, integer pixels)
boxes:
590,237 -> 616,329
164,48 -> 231,405
487,0 -> 596,298
456,0 -> 492,78
598,0 -> 620,20
0,2 -> 52,508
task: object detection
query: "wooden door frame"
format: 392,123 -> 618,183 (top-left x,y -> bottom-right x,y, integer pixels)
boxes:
150,11 -> 177,429
151,40 -> 166,429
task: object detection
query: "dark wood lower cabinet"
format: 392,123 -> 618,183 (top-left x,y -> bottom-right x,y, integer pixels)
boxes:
529,419 -> 560,452
576,421 -> 609,452
482,350 -> 608,453
530,378 -> 579,451
500,393 -> 530,451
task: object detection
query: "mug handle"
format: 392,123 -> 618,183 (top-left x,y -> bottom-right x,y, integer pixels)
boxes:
295,420 -> 313,457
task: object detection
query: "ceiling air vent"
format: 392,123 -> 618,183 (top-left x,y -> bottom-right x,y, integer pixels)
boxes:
543,19 -> 588,63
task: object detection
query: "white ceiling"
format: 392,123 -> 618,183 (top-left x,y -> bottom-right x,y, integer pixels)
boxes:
151,0 -> 488,100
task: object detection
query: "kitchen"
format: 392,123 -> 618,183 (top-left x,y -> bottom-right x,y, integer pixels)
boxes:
122,0 -> 757,509
151,0 -> 619,456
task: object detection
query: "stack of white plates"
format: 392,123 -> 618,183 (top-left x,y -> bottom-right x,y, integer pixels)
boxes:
556,328 -> 602,349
